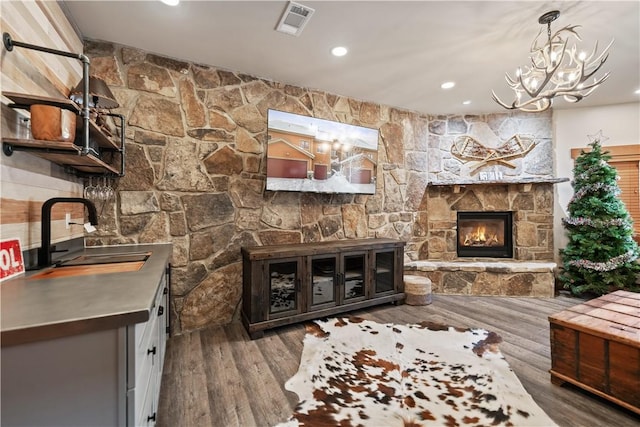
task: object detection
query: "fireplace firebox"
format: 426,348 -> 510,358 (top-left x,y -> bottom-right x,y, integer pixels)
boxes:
457,211 -> 513,258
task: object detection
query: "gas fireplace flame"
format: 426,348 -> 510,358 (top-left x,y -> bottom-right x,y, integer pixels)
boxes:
463,225 -> 500,247
476,226 -> 486,242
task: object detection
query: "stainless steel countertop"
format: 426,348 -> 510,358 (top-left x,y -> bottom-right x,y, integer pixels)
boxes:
1,243 -> 172,347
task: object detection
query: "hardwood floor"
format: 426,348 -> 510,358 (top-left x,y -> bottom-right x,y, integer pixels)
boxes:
157,295 -> 639,426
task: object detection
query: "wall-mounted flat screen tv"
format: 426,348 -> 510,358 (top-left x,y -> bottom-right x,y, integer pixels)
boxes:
266,109 -> 380,194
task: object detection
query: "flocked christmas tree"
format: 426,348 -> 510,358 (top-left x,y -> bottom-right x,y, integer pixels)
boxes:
559,131 -> 640,296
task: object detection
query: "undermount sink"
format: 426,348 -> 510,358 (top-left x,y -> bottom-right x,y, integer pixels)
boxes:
28,252 -> 151,280
56,252 -> 151,267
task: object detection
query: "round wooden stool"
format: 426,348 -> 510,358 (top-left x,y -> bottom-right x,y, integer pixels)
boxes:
404,275 -> 432,306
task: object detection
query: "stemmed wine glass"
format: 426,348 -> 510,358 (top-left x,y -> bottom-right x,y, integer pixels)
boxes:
84,177 -> 97,199
99,176 -> 115,200
84,176 -> 115,200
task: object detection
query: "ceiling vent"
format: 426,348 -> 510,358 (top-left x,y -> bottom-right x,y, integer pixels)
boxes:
275,1 -> 315,36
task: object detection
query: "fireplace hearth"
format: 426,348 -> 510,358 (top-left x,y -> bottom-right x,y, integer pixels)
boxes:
457,211 -> 513,258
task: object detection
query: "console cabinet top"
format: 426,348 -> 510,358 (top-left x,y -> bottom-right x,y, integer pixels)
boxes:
241,238 -> 404,260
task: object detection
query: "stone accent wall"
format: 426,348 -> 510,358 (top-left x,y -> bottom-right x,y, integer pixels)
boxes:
82,40 -> 554,334
83,40 -> 430,334
427,113 -> 553,184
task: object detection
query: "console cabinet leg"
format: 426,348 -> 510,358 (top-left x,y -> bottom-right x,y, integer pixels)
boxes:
249,330 -> 264,340
550,374 -> 565,387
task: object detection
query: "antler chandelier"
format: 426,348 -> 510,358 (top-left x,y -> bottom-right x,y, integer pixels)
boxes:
492,10 -> 613,112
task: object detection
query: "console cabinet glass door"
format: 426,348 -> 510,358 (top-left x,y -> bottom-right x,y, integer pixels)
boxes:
342,252 -> 367,302
374,249 -> 396,294
268,258 -> 301,318
309,255 -> 338,310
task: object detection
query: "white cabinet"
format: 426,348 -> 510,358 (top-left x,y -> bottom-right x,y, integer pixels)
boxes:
0,264 -> 170,426
129,268 -> 169,426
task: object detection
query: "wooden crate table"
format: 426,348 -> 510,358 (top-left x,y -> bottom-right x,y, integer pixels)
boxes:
549,290 -> 640,414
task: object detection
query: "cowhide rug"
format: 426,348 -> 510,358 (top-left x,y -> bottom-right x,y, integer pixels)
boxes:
276,317 -> 557,427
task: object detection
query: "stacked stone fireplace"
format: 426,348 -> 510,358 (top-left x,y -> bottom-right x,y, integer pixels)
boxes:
405,113 -> 565,297
406,182 -> 560,297
425,183 -> 555,261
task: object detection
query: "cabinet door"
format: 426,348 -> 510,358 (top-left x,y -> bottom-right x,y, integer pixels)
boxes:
308,255 -> 338,310
267,258 -> 302,319
136,372 -> 156,427
341,251 -> 367,303
373,249 -> 397,295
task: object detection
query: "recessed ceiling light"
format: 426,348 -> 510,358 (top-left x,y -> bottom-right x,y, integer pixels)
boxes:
441,81 -> 455,89
635,88 -> 640,95
160,0 -> 179,5
462,100 -> 472,105
331,46 -> 348,57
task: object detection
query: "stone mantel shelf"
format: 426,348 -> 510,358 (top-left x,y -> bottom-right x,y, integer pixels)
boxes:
428,177 -> 569,186
428,177 -> 569,193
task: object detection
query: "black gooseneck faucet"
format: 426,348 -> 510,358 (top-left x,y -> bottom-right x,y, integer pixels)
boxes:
38,197 -> 98,268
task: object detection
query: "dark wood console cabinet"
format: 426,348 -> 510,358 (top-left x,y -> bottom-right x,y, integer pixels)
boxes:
241,238 -> 405,339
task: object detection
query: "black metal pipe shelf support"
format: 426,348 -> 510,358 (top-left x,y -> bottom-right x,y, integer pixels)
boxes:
103,112 -> 126,177
3,32 -> 94,158
2,32 -> 125,177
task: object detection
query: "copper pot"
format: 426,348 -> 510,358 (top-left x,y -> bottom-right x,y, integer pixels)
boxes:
30,105 -> 76,142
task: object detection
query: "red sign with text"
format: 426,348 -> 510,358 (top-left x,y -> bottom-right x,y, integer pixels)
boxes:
1,239 -> 25,282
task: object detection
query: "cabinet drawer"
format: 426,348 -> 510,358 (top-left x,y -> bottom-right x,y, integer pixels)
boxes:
157,284 -> 169,373
134,315 -> 155,385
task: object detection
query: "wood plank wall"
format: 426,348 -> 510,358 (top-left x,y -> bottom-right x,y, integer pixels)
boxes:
1,1 -> 85,250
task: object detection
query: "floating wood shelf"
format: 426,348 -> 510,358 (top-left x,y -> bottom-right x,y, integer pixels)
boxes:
3,92 -> 80,112
2,91 -> 123,176
2,137 -> 120,175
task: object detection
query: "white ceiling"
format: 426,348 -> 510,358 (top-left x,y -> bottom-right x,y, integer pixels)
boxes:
62,1 -> 640,116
